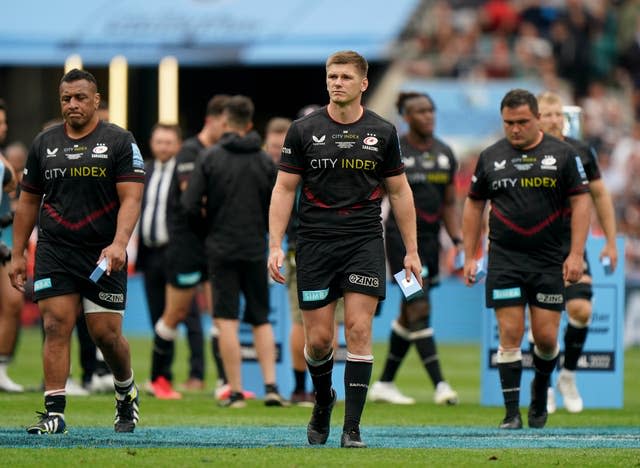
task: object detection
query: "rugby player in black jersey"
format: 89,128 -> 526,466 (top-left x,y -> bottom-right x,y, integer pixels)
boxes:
462,89 -> 591,429
9,69 -> 144,434
150,95 -> 231,400
268,51 -> 421,448
370,92 -> 461,406
537,91 -> 618,414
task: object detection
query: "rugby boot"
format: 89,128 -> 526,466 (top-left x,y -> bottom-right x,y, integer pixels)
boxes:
556,369 -> 584,413
528,378 -> 548,428
27,411 -> 67,434
307,388 -> 337,445
498,412 -> 523,430
114,384 -> 140,433
341,426 -> 367,448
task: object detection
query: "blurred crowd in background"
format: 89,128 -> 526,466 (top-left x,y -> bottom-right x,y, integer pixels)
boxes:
3,1 -> 640,300
393,0 -> 640,286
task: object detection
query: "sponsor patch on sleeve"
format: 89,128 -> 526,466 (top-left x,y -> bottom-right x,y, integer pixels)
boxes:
574,155 -> 587,181
132,143 -> 144,169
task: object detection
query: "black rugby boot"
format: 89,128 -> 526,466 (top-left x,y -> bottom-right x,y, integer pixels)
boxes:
499,412 -> 523,430
307,388 -> 337,445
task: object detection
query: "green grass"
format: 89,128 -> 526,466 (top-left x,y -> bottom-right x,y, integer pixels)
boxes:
2,327 -> 640,466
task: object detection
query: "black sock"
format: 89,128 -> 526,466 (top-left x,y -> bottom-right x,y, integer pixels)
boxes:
498,360 -> 522,418
211,335 -> 227,383
293,369 -> 307,393
532,349 -> 558,387
265,383 -> 279,394
563,323 -> 588,371
306,351 -> 334,406
44,394 -> 66,414
379,329 -> 411,382
152,334 -> 174,382
414,333 -> 444,387
343,357 -> 373,433
531,350 -> 558,412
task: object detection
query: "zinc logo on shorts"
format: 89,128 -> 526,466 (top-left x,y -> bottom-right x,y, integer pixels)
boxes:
348,274 -> 379,288
99,292 -> 124,303
536,293 -> 563,304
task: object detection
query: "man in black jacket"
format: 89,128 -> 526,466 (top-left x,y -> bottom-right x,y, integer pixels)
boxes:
182,95 -> 285,408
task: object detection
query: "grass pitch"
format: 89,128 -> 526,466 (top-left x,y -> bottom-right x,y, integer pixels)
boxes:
1,327 -> 639,466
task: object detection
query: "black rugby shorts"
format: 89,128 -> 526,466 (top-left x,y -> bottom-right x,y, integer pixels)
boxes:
209,258 -> 270,325
34,241 -> 127,311
485,268 -> 565,311
165,230 -> 208,288
296,235 -> 386,310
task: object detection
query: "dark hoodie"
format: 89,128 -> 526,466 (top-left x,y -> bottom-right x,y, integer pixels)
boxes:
182,130 -> 276,261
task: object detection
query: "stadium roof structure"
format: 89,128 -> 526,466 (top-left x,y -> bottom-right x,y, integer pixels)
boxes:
0,0 -> 419,66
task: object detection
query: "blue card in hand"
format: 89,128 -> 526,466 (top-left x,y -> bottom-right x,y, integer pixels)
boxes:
474,258 -> 486,281
90,258 -> 108,283
394,270 -> 424,300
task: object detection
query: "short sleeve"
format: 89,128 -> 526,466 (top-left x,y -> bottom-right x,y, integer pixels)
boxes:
381,127 -> 404,177
468,153 -> 489,200
563,152 -> 590,196
279,122 -> 305,174
583,145 -> 601,181
20,138 -> 44,195
447,146 -> 458,185
115,131 -> 145,183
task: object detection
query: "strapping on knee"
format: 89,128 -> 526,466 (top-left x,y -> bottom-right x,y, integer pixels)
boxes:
391,320 -> 411,340
568,315 -> 591,328
533,344 -> 560,361
497,347 -> 522,363
304,347 -> 333,367
408,327 -> 434,341
154,318 -> 178,341
345,352 -> 374,363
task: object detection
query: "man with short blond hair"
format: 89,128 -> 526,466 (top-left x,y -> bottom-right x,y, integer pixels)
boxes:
268,50 -> 421,448
537,90 -> 618,414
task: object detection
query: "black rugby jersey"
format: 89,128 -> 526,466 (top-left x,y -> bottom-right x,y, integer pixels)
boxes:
21,121 -> 145,249
385,135 -> 457,241
561,136 -> 602,253
279,107 -> 404,240
166,136 -> 205,238
469,134 -> 589,271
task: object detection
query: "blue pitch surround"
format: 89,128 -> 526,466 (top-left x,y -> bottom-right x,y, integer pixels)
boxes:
2,426 -> 639,449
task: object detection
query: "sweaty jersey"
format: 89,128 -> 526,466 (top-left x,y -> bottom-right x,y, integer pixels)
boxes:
279,107 -> 404,240
21,121 -> 145,249
166,136 -> 206,239
385,135 -> 457,241
469,134 -> 589,271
